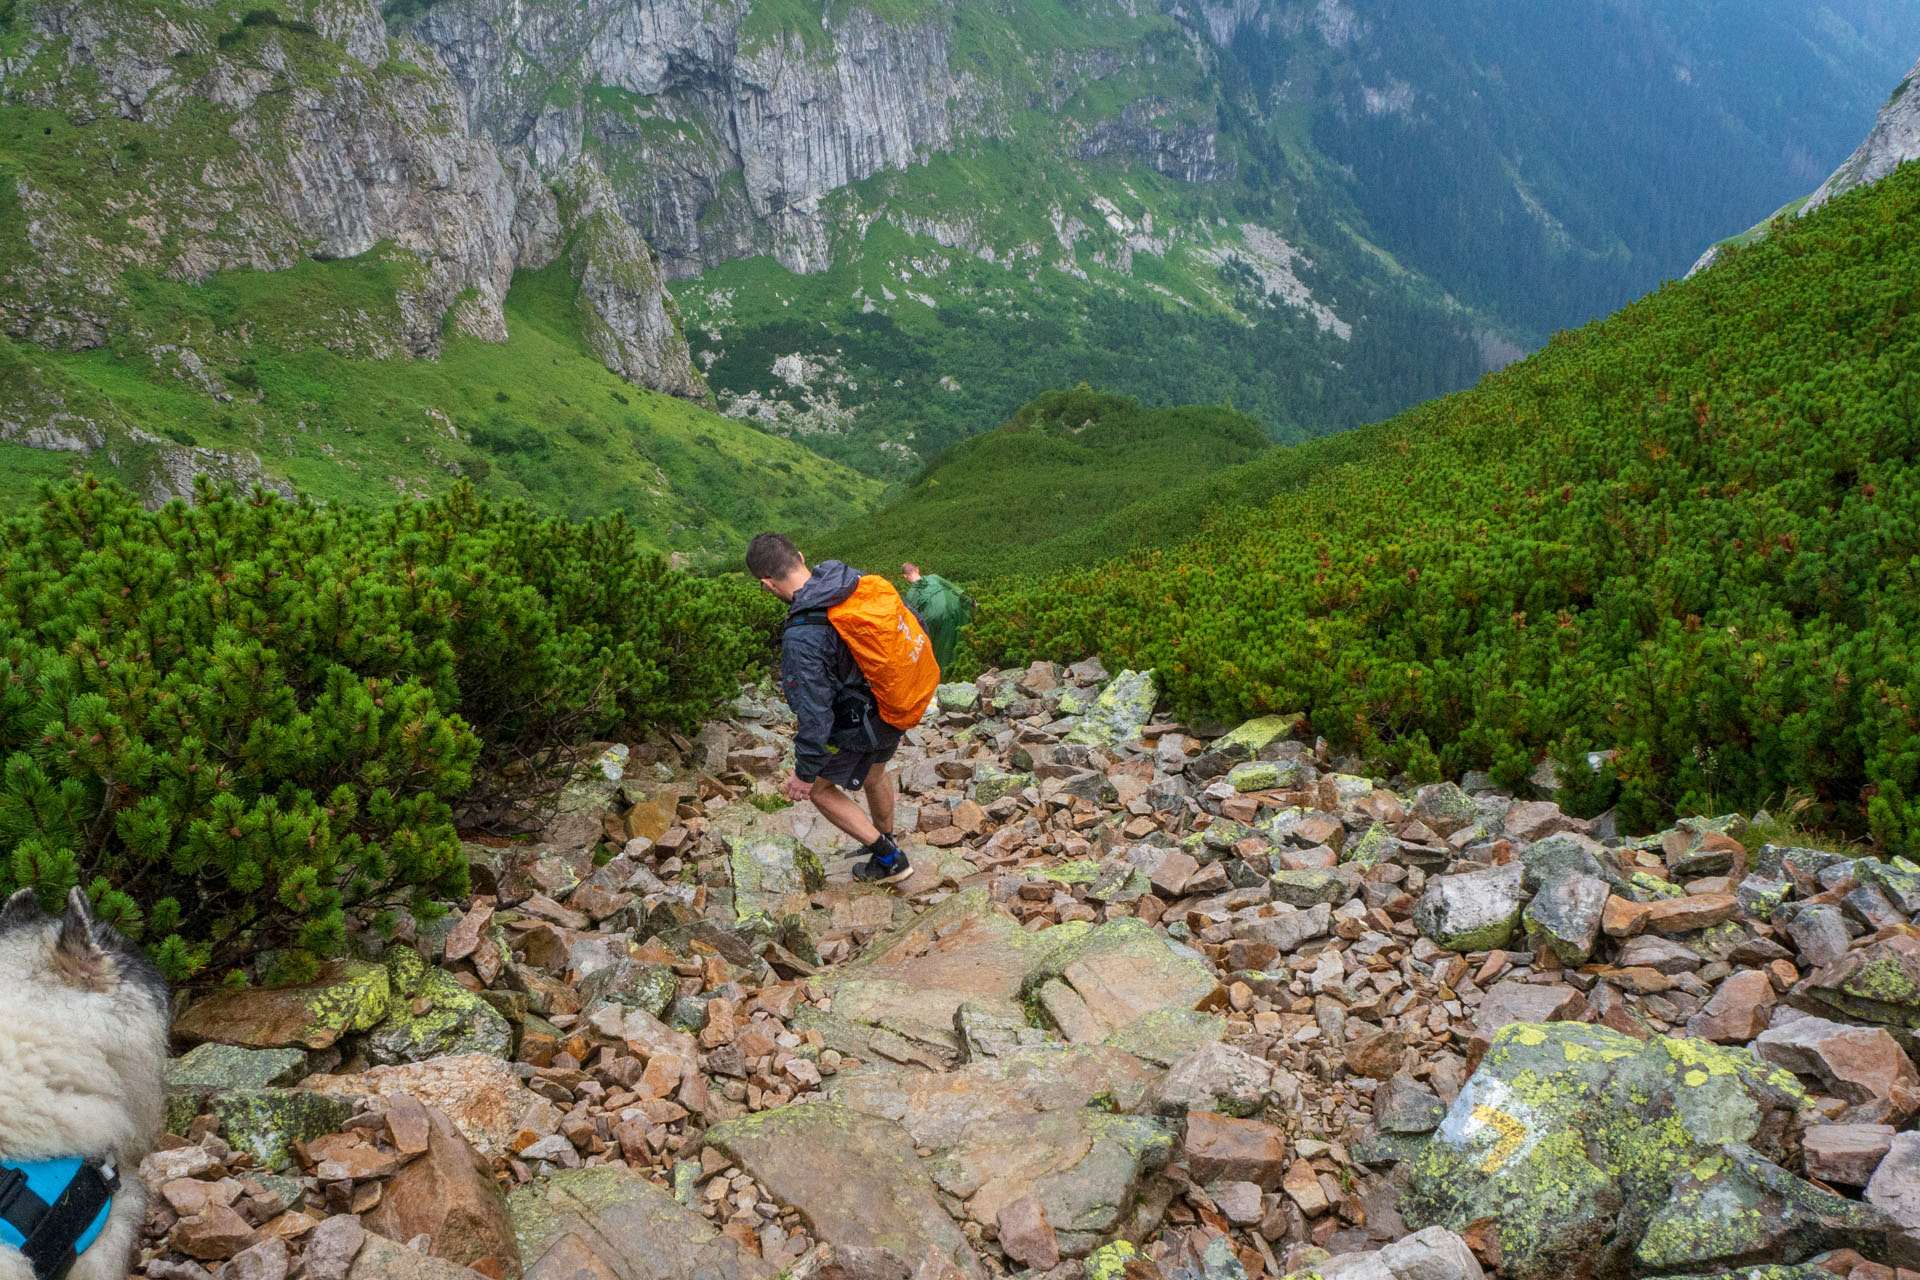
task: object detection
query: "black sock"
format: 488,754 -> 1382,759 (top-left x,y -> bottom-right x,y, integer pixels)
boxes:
868,833 -> 902,864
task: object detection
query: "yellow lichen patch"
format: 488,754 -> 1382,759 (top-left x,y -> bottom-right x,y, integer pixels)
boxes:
1661,1036 -> 1750,1078
1684,1070 -> 1708,1087
1472,1104 -> 1530,1172
1512,1025 -> 1549,1047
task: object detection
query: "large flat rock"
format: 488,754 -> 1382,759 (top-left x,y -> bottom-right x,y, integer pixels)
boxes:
701,1103 -> 984,1280
510,1165 -> 771,1280
829,1046 -> 1175,1255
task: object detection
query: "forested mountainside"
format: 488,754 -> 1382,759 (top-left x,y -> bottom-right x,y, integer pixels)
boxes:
390,0 -> 1920,472
927,153 -> 1920,847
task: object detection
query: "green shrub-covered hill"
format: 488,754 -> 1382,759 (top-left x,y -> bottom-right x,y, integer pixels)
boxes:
816,387 -> 1271,583
973,159 -> 1920,847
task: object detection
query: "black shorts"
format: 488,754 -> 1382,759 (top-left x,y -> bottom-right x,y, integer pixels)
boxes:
815,721 -> 905,789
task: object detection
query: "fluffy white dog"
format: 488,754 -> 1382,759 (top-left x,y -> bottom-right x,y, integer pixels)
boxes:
0,888 -> 168,1280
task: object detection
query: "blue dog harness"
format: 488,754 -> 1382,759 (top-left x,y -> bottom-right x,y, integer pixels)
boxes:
0,1158 -> 115,1280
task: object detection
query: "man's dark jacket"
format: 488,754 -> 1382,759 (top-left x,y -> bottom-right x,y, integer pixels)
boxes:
780,560 -> 882,782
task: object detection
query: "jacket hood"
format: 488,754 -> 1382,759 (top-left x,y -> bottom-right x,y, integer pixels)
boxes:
789,560 -> 864,615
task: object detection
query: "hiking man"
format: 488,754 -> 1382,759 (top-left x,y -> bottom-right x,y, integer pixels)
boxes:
901,563 -> 974,672
747,533 -> 940,885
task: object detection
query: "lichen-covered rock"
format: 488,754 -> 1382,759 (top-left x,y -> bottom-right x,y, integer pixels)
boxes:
1270,867 -> 1364,908
1214,714 -> 1304,756
937,682 -> 982,713
1063,669 -> 1159,747
1413,862 -> 1524,952
166,1043 -> 309,1100
1635,1141 -> 1892,1273
1228,760 -> 1297,792
829,1046 -> 1172,1253
576,958 -> 680,1019
173,960 -> 392,1050
1402,1022 -> 1814,1280
1793,933 -> 1920,1029
727,833 -> 826,922
1521,868 -> 1609,965
1411,783 -> 1479,838
1340,822 -> 1401,872
205,1088 -> 359,1171
972,766 -> 1035,804
363,961 -> 513,1065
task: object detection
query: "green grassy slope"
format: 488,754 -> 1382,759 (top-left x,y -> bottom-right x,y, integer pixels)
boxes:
974,160 -> 1920,846
815,387 -> 1270,581
0,258 -> 880,557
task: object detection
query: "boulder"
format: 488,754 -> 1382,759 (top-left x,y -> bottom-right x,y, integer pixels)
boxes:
363,965 -> 512,1065
1634,1141 -> 1892,1273
701,1103 -> 985,1280
203,1087 -> 358,1171
727,833 -> 826,922
303,1054 -> 546,1160
1020,918 -> 1221,1044
1521,869 -> 1608,964
577,959 -> 679,1020
1410,784 -> 1478,839
1793,934 -> 1920,1030
1867,1130 -> 1920,1229
348,1233 -> 491,1280
1803,1123 -> 1896,1187
1183,1112 -> 1287,1189
1144,1043 -> 1297,1118
1270,867 -> 1364,909
1684,970 -> 1777,1044
365,1103 -> 521,1277
510,1165 -> 770,1280
1413,863 -> 1524,952
1212,715 -> 1304,757
1063,670 -> 1159,748
1754,1015 -> 1919,1107
834,1049 -> 1174,1254
173,960 -> 391,1050
1403,1022 -> 1815,1280
936,683 -> 981,714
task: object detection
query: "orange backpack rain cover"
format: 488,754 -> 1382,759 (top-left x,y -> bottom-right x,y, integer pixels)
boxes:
827,575 -> 942,729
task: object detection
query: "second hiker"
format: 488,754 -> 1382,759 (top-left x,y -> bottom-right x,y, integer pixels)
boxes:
747,533 -> 941,885
901,562 -> 975,673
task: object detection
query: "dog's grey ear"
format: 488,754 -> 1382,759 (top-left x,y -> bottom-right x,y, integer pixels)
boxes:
0,888 -> 40,928
53,889 -> 110,989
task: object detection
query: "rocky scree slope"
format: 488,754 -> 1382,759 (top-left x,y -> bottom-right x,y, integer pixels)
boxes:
0,0 -> 708,500
131,661 -> 1920,1280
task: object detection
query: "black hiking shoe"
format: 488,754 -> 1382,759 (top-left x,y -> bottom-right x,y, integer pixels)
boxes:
852,851 -> 913,885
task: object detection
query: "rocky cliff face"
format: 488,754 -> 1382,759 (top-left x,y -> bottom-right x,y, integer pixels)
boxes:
1689,55 -> 1920,277
1804,56 -> 1920,214
401,0 -> 1237,279
0,0 -> 702,397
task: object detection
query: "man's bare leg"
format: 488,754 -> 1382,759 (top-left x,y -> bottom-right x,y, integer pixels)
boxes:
862,760 -> 897,839
809,775 -> 882,846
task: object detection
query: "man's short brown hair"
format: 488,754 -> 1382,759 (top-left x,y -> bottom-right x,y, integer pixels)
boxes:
746,532 -> 803,580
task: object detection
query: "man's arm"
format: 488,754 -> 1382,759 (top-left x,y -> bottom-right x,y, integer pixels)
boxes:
782,622 -> 838,782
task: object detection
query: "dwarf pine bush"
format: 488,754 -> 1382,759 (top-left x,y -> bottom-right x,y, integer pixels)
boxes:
0,479 -> 776,980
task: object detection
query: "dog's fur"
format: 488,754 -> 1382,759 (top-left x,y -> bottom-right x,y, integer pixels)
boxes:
0,888 -> 169,1280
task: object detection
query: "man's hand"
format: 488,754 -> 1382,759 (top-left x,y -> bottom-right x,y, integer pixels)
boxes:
784,771 -> 813,803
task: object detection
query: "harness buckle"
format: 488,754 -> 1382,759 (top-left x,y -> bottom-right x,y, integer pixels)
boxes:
0,1164 -> 27,1221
